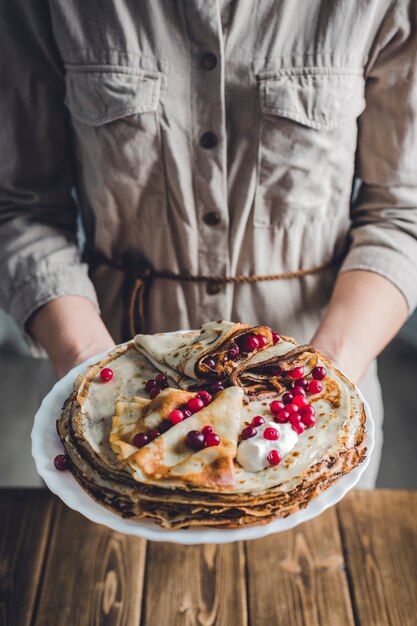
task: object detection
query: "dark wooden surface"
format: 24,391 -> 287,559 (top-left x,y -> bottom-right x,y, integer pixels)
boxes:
0,490 -> 416,626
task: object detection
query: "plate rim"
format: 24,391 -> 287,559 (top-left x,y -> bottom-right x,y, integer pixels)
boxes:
31,334 -> 375,545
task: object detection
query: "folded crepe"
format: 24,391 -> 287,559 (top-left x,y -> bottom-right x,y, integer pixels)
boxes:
109,388 -> 196,461
111,387 -> 244,489
57,323 -> 367,530
134,320 -> 274,388
230,336 -> 318,398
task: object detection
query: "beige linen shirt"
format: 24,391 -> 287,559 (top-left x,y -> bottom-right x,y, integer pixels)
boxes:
1,0 -> 417,350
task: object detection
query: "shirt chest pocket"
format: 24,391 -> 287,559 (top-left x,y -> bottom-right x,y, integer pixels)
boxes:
254,69 -> 366,228
65,67 -> 167,227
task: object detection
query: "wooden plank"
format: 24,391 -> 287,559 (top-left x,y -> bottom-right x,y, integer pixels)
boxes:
246,507 -> 355,626
337,490 -> 417,626
33,499 -> 147,626
0,489 -> 55,626
142,541 -> 248,626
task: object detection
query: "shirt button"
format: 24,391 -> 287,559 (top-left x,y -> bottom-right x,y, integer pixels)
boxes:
203,211 -> 221,226
206,282 -> 222,295
200,132 -> 218,149
201,53 -> 217,71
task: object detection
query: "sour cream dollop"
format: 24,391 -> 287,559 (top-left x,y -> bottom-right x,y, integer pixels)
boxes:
236,421 -> 298,472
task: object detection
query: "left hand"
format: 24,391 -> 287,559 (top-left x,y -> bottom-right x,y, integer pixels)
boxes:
309,337 -> 357,382
309,270 -> 408,385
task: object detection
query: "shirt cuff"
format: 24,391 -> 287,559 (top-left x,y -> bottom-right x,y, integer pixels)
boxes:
9,263 -> 100,358
339,244 -> 417,315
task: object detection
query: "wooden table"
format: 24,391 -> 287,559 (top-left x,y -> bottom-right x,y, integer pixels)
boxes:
1,489 -> 416,626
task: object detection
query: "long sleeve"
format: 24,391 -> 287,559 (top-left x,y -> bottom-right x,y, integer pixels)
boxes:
0,1 -> 98,354
340,0 -> 417,313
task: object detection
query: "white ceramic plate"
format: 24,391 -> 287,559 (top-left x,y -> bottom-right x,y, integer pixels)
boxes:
31,339 -> 374,545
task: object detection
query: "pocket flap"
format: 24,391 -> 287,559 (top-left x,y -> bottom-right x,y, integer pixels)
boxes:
259,69 -> 365,130
65,67 -> 161,126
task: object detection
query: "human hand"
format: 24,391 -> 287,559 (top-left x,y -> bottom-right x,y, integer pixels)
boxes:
308,337 -> 356,382
29,296 -> 115,378
310,270 -> 408,385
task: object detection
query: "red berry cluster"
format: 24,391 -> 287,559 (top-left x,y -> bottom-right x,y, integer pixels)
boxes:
269,365 -> 327,433
237,328 -> 280,354
239,417 -> 283,467
144,373 -> 169,398
131,391 -> 213,449
185,425 -> 221,451
240,414 -> 265,440
202,343 -> 242,370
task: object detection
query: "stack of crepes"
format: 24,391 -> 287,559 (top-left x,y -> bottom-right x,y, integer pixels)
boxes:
57,321 -> 367,529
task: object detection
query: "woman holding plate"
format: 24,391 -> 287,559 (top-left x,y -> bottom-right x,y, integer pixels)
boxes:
1,0 -> 417,488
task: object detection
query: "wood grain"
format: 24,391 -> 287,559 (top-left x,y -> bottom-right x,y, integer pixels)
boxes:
1,489 -> 416,626
338,490 -> 417,626
142,541 -> 247,626
0,489 -> 55,626
245,507 -> 355,626
33,499 -> 147,626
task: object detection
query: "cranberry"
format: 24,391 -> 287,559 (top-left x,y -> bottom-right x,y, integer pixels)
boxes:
227,345 -> 240,359
155,372 -> 167,385
270,366 -> 283,376
308,380 -> 323,395
272,332 -> 280,344
159,420 -> 172,433
285,403 -> 299,414
185,430 -> 205,451
210,381 -> 225,394
202,425 -> 214,435
241,425 -> 257,439
183,409 -> 192,418
202,356 -> 216,370
145,379 -> 157,392
205,433 -> 220,447
149,386 -> 162,399
268,449 -> 282,465
282,392 -> 294,405
100,368 -> 113,383
292,395 -> 309,408
148,429 -> 160,440
289,413 -> 301,425
275,409 -> 290,424
239,333 -> 260,353
197,390 -> 212,406
288,366 -> 305,379
312,366 -> 327,380
297,377 -> 309,389
291,385 -> 306,397
270,400 -> 285,415
251,415 -> 265,427
169,409 -> 185,425
54,454 -> 68,471
299,404 -> 315,419
291,420 -> 305,435
263,427 -> 279,441
187,397 -> 205,414
256,334 -> 269,348
132,433 -> 149,448
301,413 -> 316,428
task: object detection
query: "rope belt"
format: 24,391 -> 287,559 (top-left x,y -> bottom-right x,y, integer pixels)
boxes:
123,256 -> 342,338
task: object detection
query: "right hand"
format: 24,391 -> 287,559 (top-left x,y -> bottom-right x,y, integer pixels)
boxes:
29,295 -> 115,378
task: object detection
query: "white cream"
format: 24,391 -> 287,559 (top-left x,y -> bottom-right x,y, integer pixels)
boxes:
236,420 -> 298,473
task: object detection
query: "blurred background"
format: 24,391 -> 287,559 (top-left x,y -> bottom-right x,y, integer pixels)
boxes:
0,308 -> 416,488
